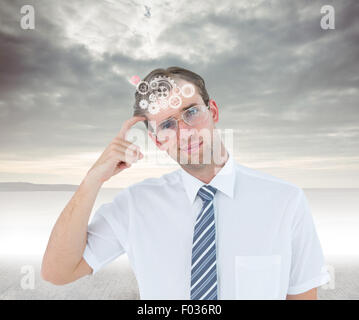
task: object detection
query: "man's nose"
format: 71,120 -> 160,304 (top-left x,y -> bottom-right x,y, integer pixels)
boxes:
177,118 -> 192,131
177,120 -> 199,143
177,119 -> 192,140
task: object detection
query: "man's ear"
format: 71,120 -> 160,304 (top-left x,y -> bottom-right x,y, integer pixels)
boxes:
209,99 -> 219,123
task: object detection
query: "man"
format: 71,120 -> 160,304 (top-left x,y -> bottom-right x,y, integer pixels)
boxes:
41,66 -> 330,300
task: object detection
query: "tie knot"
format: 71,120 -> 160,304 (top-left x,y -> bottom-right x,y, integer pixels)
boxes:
197,185 -> 217,202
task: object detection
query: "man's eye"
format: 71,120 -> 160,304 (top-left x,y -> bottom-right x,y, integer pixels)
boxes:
160,121 -> 173,130
187,108 -> 198,116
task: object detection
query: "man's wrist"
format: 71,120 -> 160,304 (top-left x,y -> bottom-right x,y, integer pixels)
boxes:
83,170 -> 104,189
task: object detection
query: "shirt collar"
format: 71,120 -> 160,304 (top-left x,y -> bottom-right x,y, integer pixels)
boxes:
180,150 -> 236,204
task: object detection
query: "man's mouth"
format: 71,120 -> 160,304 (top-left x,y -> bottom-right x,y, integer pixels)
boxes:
180,140 -> 203,153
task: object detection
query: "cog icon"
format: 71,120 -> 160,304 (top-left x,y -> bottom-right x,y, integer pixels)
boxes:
152,75 -> 176,87
152,75 -> 176,98
156,85 -> 170,99
148,102 -> 160,114
150,80 -> 159,90
149,93 -> 157,102
181,83 -> 195,98
136,80 -> 149,95
173,86 -> 181,95
158,98 -> 169,109
134,75 -> 182,112
139,99 -> 149,109
169,95 -> 182,109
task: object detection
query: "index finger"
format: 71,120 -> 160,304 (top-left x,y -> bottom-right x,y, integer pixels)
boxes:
117,116 -> 147,140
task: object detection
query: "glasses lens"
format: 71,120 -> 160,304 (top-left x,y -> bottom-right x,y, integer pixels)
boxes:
183,105 -> 207,125
158,118 -> 177,132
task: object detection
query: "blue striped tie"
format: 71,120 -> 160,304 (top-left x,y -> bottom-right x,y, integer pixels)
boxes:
190,185 -> 218,300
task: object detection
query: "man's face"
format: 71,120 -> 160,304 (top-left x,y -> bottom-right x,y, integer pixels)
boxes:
146,79 -> 219,169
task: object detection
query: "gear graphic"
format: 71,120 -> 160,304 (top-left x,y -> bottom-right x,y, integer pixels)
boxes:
139,99 -> 148,109
168,95 -> 182,109
181,83 -> 195,98
158,98 -> 169,109
151,75 -> 177,97
150,80 -> 159,90
136,80 -> 149,95
134,75 -> 182,113
148,102 -> 160,114
149,93 -> 157,102
152,75 -> 176,87
156,85 -> 170,99
173,86 -> 181,95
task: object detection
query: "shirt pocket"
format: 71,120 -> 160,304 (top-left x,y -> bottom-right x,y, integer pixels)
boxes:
234,255 -> 282,300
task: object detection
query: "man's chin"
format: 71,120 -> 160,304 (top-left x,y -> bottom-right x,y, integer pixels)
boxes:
180,162 -> 209,171
176,149 -> 212,167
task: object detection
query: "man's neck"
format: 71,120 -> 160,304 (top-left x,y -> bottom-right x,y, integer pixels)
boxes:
181,144 -> 229,184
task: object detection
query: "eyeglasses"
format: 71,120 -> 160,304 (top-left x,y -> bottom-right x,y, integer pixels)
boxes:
148,104 -> 210,137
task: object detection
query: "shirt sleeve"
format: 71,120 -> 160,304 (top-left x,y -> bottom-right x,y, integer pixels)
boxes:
83,188 -> 131,275
287,188 -> 331,295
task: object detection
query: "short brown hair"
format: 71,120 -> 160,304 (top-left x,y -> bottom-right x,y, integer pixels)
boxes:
132,66 -> 210,128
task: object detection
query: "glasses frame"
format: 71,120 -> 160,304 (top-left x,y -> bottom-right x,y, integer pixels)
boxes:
149,104 -> 211,137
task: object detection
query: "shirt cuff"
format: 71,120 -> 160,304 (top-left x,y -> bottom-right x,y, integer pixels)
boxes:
83,245 -> 101,275
287,270 -> 331,295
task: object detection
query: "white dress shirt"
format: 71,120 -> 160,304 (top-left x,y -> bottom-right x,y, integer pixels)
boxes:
83,151 -> 330,299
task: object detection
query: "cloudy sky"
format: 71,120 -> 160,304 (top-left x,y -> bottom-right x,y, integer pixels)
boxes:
0,0 -> 358,188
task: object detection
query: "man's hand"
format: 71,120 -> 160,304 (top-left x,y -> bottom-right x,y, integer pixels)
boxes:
286,288 -> 317,300
87,116 -> 146,183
